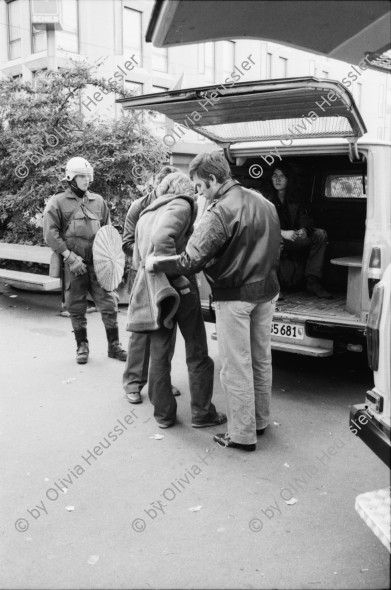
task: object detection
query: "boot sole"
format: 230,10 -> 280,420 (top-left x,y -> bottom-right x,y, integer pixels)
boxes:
108,353 -> 126,361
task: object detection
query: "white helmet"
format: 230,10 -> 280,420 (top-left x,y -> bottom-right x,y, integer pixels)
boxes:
63,157 -> 94,182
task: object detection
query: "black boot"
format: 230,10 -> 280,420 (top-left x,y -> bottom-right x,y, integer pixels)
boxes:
74,328 -> 89,364
106,327 -> 127,361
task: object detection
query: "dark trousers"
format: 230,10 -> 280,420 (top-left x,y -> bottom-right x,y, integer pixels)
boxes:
148,277 -> 216,426
122,329 -> 177,395
280,228 -> 328,288
64,264 -> 118,331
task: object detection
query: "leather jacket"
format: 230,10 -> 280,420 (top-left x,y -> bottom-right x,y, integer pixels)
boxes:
155,180 -> 281,302
201,180 -> 280,301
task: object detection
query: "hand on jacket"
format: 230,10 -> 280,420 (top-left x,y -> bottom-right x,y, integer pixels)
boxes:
66,252 -> 87,275
145,255 -> 157,272
145,254 -> 181,274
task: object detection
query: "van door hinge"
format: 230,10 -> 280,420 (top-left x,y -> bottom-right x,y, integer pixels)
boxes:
223,145 -> 234,164
348,139 -> 361,163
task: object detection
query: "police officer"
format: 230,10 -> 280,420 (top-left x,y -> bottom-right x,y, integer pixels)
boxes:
43,157 -> 127,364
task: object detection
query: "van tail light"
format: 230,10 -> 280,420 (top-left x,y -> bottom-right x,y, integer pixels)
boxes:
366,283 -> 384,371
368,246 -> 382,298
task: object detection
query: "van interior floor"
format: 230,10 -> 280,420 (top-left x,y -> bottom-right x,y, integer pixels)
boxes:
275,291 -> 362,322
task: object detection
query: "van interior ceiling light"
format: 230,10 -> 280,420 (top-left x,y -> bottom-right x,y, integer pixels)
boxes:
368,247 -> 382,299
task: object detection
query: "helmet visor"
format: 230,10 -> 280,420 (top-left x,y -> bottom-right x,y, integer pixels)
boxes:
63,167 -> 94,182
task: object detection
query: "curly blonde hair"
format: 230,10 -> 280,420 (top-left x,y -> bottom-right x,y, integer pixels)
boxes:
156,172 -> 193,197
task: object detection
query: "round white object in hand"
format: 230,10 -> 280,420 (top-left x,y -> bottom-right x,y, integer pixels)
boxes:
93,225 -> 125,291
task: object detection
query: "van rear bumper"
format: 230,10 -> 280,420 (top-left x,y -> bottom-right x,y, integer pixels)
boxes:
350,404 -> 391,467
201,302 -> 366,342
306,320 -> 366,343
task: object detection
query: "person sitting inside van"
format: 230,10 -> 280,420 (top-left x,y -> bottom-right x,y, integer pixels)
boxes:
269,163 -> 332,299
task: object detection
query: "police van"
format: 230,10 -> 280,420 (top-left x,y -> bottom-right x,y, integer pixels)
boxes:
120,0 -> 391,550
120,76 -> 390,461
119,78 -> 389,355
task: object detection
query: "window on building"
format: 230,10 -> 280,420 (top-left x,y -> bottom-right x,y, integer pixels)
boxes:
222,41 -> 235,78
204,42 -> 215,82
277,56 -> 288,78
124,80 -> 143,96
266,52 -> 272,78
8,0 -> 22,60
197,44 -> 205,74
151,85 -> 169,123
123,7 -> 142,66
32,23 -> 47,53
198,42 -> 215,81
152,47 -> 168,73
56,0 -> 78,53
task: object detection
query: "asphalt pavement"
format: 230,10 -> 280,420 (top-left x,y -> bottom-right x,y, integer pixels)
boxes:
1,284 -> 389,590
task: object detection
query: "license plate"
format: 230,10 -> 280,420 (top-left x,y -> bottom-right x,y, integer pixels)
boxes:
271,322 -> 304,340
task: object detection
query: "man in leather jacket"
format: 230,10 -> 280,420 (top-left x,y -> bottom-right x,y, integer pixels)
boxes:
146,152 -> 281,451
43,157 -> 127,364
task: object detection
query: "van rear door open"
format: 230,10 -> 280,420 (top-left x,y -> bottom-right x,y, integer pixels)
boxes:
117,77 -> 366,156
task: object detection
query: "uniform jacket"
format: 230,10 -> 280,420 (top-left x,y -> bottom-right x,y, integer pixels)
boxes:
43,187 -> 110,262
126,193 -> 197,332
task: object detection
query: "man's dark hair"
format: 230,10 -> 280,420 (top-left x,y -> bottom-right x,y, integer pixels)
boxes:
189,151 -> 231,183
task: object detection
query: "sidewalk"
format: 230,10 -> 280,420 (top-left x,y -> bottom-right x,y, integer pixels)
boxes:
1,285 -> 389,590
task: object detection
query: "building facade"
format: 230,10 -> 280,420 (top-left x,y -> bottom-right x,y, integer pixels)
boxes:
1,0 -> 390,171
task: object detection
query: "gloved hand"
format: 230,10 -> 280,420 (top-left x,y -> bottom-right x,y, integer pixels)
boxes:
66,252 -> 87,275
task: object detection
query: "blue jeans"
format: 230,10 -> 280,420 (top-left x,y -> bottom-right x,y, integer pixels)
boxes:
215,298 -> 276,445
148,277 -> 216,426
